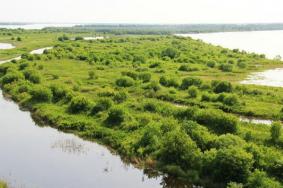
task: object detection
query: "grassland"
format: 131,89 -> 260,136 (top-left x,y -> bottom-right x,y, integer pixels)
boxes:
0,181 -> 7,188
0,31 -> 282,188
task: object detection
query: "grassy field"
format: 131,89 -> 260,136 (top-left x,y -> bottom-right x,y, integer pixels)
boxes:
0,32 -> 282,187
0,29 -> 98,60
0,181 -> 7,188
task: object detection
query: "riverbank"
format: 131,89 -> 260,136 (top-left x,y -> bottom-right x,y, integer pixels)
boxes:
1,35 -> 282,187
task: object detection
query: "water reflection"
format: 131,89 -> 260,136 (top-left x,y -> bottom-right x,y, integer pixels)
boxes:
51,139 -> 89,155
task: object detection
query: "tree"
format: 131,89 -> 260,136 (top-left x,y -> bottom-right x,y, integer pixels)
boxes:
270,122 -> 282,143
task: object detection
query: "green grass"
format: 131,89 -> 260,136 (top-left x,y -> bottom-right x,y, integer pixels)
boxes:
0,33 -> 283,188
0,181 -> 7,188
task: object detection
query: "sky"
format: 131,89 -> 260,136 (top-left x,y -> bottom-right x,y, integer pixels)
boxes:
1,0 -> 283,24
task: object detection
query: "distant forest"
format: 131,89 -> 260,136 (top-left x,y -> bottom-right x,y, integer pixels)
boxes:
45,23 -> 283,35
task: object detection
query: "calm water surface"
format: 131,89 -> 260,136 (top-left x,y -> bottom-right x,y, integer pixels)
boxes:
177,31 -> 283,88
0,43 -> 15,50
0,91 -> 166,188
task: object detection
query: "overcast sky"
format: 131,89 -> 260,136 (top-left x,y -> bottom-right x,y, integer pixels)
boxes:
1,0 -> 283,24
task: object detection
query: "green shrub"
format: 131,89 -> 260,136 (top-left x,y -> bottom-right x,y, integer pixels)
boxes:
194,109 -> 238,134
161,48 -> 179,59
23,69 -> 41,84
113,91 -> 128,103
116,77 -> 134,87
207,61 -> 216,68
247,169 -> 282,188
88,71 -> 95,79
188,86 -> 199,98
159,130 -> 202,171
106,107 -> 126,126
91,98 -> 113,114
212,147 -> 254,183
50,84 -> 68,102
220,64 -> 233,72
180,77 -> 203,90
213,134 -> 246,149
159,76 -> 179,88
213,81 -> 233,93
69,96 -> 91,113
138,73 -> 151,83
1,72 -> 24,85
270,122 -> 282,143
30,86 -> 53,102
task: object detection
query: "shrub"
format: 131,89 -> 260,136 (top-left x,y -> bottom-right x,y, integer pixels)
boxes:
223,94 -> 239,106
91,98 -> 113,114
247,170 -> 282,188
106,107 -> 126,126
113,91 -> 128,103
138,73 -> 151,83
194,109 -> 238,134
23,69 -> 41,84
180,77 -> 202,90
1,72 -> 24,85
144,81 -> 161,92
88,71 -> 95,79
237,62 -> 247,69
30,86 -> 53,102
161,48 -> 179,59
159,130 -> 202,171
213,81 -> 233,93
179,64 -> 190,71
50,84 -> 68,102
207,61 -> 216,68
69,96 -> 91,113
188,86 -> 199,98
220,64 -> 233,72
183,121 -> 217,151
212,147 -> 254,183
270,122 -> 282,143
121,71 -> 138,80
159,76 -> 179,88
213,134 -> 246,149
116,77 -> 134,87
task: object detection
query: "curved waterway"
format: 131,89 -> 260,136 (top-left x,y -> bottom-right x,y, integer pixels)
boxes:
0,47 -> 52,64
0,91 -> 167,188
0,43 -> 15,50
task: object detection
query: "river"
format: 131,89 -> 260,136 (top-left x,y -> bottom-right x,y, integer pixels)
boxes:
0,47 -> 188,188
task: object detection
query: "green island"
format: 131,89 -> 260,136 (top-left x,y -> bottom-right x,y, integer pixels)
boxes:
0,28 -> 282,188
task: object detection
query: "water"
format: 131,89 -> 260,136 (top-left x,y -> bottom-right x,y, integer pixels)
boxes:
0,23 -> 76,30
0,43 -> 15,50
0,90 -> 167,188
177,30 -> 283,59
0,47 -> 52,64
177,31 -> 283,88
239,116 -> 272,125
83,37 -> 104,40
30,47 -> 53,55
